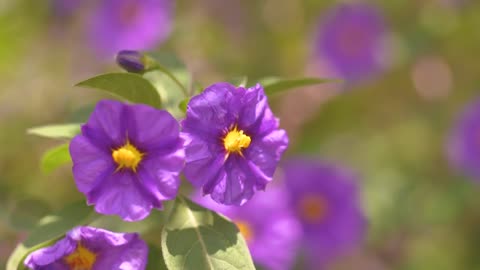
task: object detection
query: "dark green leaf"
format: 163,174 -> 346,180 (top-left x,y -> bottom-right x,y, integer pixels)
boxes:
76,73 -> 161,108
147,244 -> 169,270
8,198 -> 51,231
161,196 -> 255,270
27,123 -> 81,139
41,143 -> 71,174
6,201 -> 94,270
261,77 -> 337,96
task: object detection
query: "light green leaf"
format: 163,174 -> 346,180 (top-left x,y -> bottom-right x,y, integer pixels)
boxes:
143,52 -> 191,117
6,201 -> 94,270
27,123 -> 81,139
8,198 -> 51,231
229,76 -> 248,87
161,196 -> 255,270
41,143 -> 71,174
76,73 -> 161,108
261,77 -> 337,96
178,98 -> 190,113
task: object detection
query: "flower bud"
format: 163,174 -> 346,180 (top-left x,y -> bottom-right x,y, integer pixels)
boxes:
115,50 -> 146,73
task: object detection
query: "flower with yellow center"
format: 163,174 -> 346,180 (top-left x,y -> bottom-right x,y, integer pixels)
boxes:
112,141 -> 144,172
64,244 -> 96,270
298,194 -> 328,223
235,220 -> 254,243
223,126 -> 251,156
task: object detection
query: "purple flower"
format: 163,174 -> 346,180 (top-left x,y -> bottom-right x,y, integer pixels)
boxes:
283,158 -> 366,268
89,0 -> 173,57
193,185 -> 301,270
315,3 -> 387,82
70,100 -> 184,221
182,82 -> 289,205
24,226 -> 148,270
447,98 -> 480,180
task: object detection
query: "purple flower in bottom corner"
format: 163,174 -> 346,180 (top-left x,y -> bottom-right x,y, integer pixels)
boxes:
193,185 -> 301,270
447,97 -> 480,180
182,82 -> 289,206
24,226 -> 148,270
70,100 -> 184,221
89,0 -> 173,57
314,3 -> 387,82
283,159 -> 366,268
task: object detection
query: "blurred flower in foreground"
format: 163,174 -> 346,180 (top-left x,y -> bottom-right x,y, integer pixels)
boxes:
89,0 -> 173,56
194,185 -> 301,270
70,100 -> 184,221
283,158 -> 366,268
314,3 -> 388,83
447,98 -> 480,180
24,226 -> 148,269
182,82 -> 289,206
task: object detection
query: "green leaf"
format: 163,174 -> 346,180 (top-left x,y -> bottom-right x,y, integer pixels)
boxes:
143,53 -> 191,118
76,72 -> 161,108
6,201 -> 94,270
8,198 -> 51,231
147,244 -> 169,270
27,123 -> 81,139
261,77 -> 337,96
40,143 -> 71,174
228,76 -> 248,87
178,98 -> 190,113
161,196 -> 255,270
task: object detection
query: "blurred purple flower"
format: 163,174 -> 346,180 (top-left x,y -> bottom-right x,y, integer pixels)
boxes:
70,100 -> 184,221
194,185 -> 301,270
448,98 -> 480,180
89,0 -> 173,57
315,3 -> 387,82
283,158 -> 366,268
182,82 -> 289,206
24,226 -> 148,270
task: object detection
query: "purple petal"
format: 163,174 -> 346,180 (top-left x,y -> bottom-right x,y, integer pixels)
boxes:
24,237 -> 75,269
70,135 -> 115,194
137,146 -> 184,202
82,100 -> 127,148
87,172 -> 155,221
245,129 -> 289,188
125,104 -> 181,151
210,156 -> 256,205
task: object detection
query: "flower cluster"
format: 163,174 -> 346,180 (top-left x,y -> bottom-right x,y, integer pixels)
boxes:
194,158 -> 366,269
26,81 -> 289,269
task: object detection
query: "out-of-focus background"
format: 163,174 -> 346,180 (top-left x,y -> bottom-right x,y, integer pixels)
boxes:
1,0 -> 480,269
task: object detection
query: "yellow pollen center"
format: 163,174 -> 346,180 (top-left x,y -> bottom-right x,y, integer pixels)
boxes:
64,244 -> 96,270
223,127 -> 251,154
235,220 -> 254,242
112,141 -> 143,172
298,194 -> 328,223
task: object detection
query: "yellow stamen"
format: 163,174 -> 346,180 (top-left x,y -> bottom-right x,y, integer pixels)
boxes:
298,194 -> 328,223
64,243 -> 96,270
112,141 -> 144,172
235,220 -> 254,242
223,126 -> 251,155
